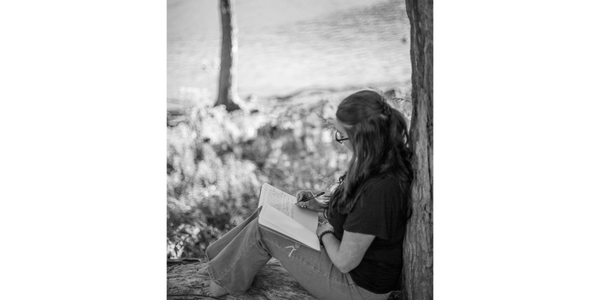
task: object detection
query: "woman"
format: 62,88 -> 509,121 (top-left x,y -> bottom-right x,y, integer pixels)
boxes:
199,90 -> 413,299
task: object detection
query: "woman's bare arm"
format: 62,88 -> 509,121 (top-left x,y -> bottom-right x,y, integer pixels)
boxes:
320,228 -> 375,273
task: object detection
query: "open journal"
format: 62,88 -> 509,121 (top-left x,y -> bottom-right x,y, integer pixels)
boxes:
258,183 -> 320,251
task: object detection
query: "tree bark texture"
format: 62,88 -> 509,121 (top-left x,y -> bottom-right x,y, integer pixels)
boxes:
167,258 -> 318,300
402,0 -> 433,300
215,0 -> 241,112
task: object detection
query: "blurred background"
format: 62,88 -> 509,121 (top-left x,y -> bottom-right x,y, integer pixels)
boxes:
167,0 -> 413,259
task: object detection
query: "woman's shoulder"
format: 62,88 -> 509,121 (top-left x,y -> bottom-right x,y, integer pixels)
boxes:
351,174 -> 404,213
360,174 -> 403,199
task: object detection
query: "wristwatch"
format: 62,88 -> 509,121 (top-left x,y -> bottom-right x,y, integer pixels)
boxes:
318,230 -> 335,246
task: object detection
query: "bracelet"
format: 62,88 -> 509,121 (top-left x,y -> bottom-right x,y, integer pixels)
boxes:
318,230 -> 335,246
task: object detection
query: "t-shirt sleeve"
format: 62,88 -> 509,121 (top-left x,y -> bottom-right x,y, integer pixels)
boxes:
342,179 -> 397,240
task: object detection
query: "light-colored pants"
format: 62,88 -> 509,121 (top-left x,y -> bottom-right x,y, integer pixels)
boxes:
205,208 -> 391,300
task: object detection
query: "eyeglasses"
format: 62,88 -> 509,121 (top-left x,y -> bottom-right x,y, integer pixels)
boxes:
335,130 -> 349,144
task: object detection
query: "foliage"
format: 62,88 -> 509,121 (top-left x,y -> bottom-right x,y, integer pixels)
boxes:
167,88 -> 411,259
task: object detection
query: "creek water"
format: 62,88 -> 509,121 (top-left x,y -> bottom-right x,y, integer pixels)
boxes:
167,0 -> 411,101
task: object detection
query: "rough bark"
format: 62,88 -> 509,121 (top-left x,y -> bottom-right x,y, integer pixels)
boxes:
167,258 -> 317,300
214,0 -> 241,112
402,0 -> 433,300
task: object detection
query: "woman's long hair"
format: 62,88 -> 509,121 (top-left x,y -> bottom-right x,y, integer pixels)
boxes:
327,90 -> 413,219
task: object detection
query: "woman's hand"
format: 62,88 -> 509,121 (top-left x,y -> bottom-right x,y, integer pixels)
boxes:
295,190 -> 328,212
316,221 -> 334,236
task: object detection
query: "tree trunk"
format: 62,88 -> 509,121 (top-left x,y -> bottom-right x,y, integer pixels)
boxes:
402,0 -> 433,300
214,0 -> 241,112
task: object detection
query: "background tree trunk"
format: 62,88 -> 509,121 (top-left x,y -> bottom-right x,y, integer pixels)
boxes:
402,0 -> 433,300
214,0 -> 241,112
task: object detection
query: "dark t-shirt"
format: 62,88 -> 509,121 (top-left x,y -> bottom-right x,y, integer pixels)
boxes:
327,175 -> 408,294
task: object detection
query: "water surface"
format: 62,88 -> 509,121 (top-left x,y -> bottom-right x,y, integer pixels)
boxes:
167,0 -> 411,100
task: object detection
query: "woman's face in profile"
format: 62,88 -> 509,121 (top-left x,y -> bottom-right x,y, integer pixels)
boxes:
334,117 -> 352,152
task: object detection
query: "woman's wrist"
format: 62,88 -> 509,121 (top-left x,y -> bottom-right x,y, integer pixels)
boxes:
318,230 -> 335,246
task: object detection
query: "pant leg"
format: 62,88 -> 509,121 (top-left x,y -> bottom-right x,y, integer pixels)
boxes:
259,226 -> 390,300
206,215 -> 390,299
204,208 -> 260,260
205,216 -> 272,295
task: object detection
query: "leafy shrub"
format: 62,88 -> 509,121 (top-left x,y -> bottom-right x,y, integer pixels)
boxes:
167,88 -> 411,259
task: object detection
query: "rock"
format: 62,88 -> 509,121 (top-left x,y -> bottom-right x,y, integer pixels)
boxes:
167,258 -> 317,300
167,258 -> 402,299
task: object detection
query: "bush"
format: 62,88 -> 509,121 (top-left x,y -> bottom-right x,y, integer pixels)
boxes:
167,88 -> 411,259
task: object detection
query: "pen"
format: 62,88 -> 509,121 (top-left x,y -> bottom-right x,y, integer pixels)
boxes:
300,192 -> 325,202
